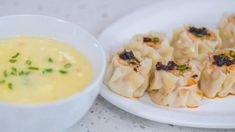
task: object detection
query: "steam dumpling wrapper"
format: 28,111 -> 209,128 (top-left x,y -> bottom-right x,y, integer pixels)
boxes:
200,49 -> 235,98
219,13 -> 235,48
171,26 -> 222,64
148,60 -> 202,108
125,32 -> 174,63
105,50 -> 152,98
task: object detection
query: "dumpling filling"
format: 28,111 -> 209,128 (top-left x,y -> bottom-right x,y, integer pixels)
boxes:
143,36 -> 162,48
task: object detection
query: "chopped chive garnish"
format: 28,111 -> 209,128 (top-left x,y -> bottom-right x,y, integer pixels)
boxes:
10,72 -> 17,76
3,70 -> 8,78
18,71 -> 24,76
9,59 -> 17,63
153,37 -> 160,43
42,68 -> 53,74
24,71 -> 31,75
19,70 -> 31,76
64,63 -> 72,68
12,52 -> 20,58
177,64 -> 187,72
28,67 -> 39,70
0,80 -> 5,84
8,83 -> 13,90
10,67 -> 17,75
229,50 -> 235,58
26,60 -> 32,65
59,70 -> 67,74
48,57 -> 53,63
12,67 -> 17,72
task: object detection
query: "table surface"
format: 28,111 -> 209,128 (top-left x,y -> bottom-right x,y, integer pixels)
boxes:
0,0 -> 234,132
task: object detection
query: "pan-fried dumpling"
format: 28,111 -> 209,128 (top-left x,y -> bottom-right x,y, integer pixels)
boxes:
219,13 -> 235,48
105,49 -> 152,98
200,49 -> 235,98
171,26 -> 222,64
148,60 -> 202,108
125,32 -> 173,63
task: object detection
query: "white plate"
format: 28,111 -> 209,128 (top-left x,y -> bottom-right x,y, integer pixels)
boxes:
98,0 -> 235,129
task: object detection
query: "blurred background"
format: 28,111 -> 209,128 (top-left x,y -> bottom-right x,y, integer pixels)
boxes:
0,0 -> 232,132
0,0 -> 156,36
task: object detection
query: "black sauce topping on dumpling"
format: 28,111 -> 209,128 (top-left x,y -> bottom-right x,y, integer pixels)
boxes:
119,50 -> 135,60
156,62 -> 165,70
213,51 -> 235,67
143,37 -> 152,42
188,26 -> 210,37
156,61 -> 188,72
192,74 -> 198,78
119,50 -> 140,66
165,61 -> 177,70
156,61 -> 177,71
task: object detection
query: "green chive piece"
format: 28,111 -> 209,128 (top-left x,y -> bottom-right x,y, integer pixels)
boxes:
10,72 -> 17,76
229,50 -> 235,58
59,70 -> 67,74
3,70 -> 8,78
153,37 -> 160,43
26,60 -> 32,65
48,57 -> 53,63
18,71 -> 24,76
42,68 -> 53,74
28,67 -> 39,70
8,83 -> 13,90
0,80 -> 5,84
12,52 -> 20,58
9,59 -> 17,63
64,63 -> 72,69
12,67 -> 17,72
177,64 -> 187,72
24,71 -> 31,75
19,71 -> 31,76
200,36 -> 208,40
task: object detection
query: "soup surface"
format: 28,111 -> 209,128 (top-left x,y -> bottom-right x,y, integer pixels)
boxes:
0,36 -> 93,104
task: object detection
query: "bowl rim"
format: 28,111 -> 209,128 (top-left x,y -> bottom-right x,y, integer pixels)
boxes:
0,14 -> 107,108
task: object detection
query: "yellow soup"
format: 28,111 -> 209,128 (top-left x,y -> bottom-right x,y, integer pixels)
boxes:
0,36 -> 93,104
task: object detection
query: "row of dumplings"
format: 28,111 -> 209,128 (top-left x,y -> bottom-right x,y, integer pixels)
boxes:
105,13 -> 235,108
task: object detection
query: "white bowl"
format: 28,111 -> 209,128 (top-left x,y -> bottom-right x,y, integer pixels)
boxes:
0,15 -> 106,132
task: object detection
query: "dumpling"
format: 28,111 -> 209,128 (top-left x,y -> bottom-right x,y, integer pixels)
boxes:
105,49 -> 152,98
200,49 -> 235,98
171,26 -> 222,64
219,13 -> 235,48
124,32 -> 174,63
148,60 -> 202,108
